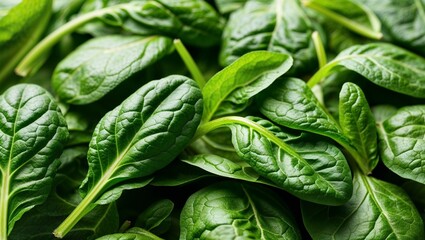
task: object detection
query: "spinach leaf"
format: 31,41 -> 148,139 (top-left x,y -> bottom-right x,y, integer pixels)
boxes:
214,0 -> 248,14
377,105 -> 425,184
53,75 -> 203,238
357,0 -> 425,55
308,43 -> 425,98
52,35 -> 173,104
135,199 -> 174,235
180,181 -> 301,240
220,0 -> 317,73
302,0 -> 382,39
339,82 -> 378,173
301,171 -> 424,239
202,51 -> 293,122
0,0 -> 51,84
0,84 -> 68,237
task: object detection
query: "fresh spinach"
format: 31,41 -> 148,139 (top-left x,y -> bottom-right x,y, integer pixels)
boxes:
3,0 -> 425,239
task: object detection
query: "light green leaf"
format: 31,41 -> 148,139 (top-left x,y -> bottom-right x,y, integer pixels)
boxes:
96,227 -> 163,240
53,75 -> 203,238
377,105 -> 425,184
214,0 -> 248,14
0,84 -> 68,237
339,82 -> 378,173
202,51 -> 293,122
308,43 -> 425,98
220,0 -> 317,73
180,181 -> 301,240
52,35 -> 173,105
301,171 -> 424,239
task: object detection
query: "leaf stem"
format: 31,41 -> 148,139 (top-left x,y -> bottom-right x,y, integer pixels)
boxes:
302,0 -> 383,40
15,5 -> 123,77
173,39 -> 206,89
312,31 -> 327,68
1,173 -> 8,239
306,60 -> 338,87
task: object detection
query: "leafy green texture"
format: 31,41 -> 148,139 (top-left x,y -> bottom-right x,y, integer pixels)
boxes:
220,0 -> 317,72
357,0 -> 425,55
180,181 -> 301,240
214,0 -> 248,14
302,0 -> 382,39
0,0 -> 51,84
202,51 -> 293,122
135,199 -> 174,235
339,82 -> 378,173
227,116 -> 352,205
52,35 -> 173,105
54,75 -> 203,238
309,43 -> 425,98
9,147 -> 119,240
79,0 -> 224,47
301,171 -> 424,239
377,105 -> 425,184
0,84 -> 68,236
96,227 -> 163,240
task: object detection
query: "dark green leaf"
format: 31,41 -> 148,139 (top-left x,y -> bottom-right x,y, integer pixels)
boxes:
302,171 -> 424,239
377,105 -> 425,184
214,0 -> 248,14
202,51 -> 293,122
52,35 -> 173,104
180,181 -> 301,240
0,84 -> 68,236
135,199 -> 174,234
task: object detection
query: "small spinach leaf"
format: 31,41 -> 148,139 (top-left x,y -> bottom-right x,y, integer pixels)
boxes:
53,35 -> 173,104
0,84 -> 68,237
180,181 -> 301,240
135,199 -> 174,235
377,105 -> 425,184
301,171 -> 424,239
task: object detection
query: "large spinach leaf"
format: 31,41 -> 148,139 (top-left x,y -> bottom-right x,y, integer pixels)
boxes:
53,75 -> 203,238
220,0 -> 317,73
52,35 -> 173,104
0,84 -> 68,237
180,181 -> 301,239
377,105 -> 425,184
301,171 -> 424,239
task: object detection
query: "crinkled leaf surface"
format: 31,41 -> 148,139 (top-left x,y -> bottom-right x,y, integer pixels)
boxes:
258,77 -> 351,146
0,84 -> 68,235
228,116 -> 352,205
309,43 -> 425,98
180,181 -> 301,240
377,105 -> 425,184
202,51 -> 293,122
357,0 -> 425,55
220,0 -> 316,73
339,82 -> 378,173
52,35 -> 173,104
301,172 -> 424,239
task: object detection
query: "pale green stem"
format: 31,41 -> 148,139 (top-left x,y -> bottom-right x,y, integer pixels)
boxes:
15,5 -> 124,77
303,0 -> 383,40
312,31 -> 327,68
173,39 -> 206,89
307,60 -> 338,88
1,173 -> 8,240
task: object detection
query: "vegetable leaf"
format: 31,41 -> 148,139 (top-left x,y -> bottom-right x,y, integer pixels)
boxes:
0,84 -> 68,236
52,35 -> 173,105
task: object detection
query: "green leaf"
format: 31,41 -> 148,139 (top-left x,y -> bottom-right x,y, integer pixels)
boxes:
96,227 -> 163,240
54,75 -> 203,238
357,0 -> 425,55
180,181 -> 301,240
220,0 -> 317,73
0,84 -> 68,237
135,199 -> 174,234
0,0 -> 51,84
377,105 -> 425,184
308,43 -> 425,98
227,116 -> 352,205
339,82 -> 378,173
52,35 -> 173,105
214,0 -> 248,14
202,51 -> 293,122
301,171 -> 424,239
302,0 -> 382,39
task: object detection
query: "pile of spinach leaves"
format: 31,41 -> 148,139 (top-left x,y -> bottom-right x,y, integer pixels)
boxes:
1,0 -> 425,239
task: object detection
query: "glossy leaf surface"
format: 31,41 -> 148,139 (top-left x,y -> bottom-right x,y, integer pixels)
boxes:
0,84 -> 68,235
52,35 -> 173,104
377,105 -> 425,184
302,172 -> 424,239
180,181 -> 301,240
